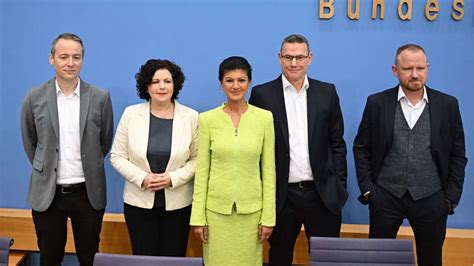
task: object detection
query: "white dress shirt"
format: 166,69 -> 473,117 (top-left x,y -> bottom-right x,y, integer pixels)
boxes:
55,79 -> 85,185
397,86 -> 429,129
282,75 -> 314,183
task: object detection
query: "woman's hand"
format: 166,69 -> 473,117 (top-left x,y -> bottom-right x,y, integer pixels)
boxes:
141,172 -> 172,191
258,225 -> 273,243
142,173 -> 158,190
155,172 -> 172,189
193,226 -> 208,243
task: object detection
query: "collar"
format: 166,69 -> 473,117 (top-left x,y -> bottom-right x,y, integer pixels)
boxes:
282,74 -> 309,93
55,78 -> 81,97
397,85 -> 429,104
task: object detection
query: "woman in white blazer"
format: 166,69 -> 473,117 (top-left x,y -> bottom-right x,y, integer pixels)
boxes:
110,59 -> 198,256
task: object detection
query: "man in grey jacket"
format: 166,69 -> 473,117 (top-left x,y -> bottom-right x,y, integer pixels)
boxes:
20,33 -> 114,266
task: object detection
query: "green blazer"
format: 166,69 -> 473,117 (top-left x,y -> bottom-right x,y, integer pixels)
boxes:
190,104 -> 276,227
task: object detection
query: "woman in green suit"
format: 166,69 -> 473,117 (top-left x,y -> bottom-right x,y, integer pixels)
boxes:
190,56 -> 276,265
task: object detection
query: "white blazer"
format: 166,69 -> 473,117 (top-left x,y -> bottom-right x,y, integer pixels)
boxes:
110,101 -> 198,210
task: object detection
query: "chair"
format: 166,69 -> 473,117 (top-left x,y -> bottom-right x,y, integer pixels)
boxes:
93,253 -> 203,266
310,237 -> 415,266
0,237 -> 14,266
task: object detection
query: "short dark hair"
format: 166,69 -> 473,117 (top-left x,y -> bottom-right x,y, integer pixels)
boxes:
280,34 -> 310,54
135,59 -> 185,101
218,56 -> 252,82
51,33 -> 84,56
395,44 -> 427,65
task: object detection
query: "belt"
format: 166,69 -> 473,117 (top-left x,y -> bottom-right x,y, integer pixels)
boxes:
288,181 -> 315,189
56,182 -> 86,194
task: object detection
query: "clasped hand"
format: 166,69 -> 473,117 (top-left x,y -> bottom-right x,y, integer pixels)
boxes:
142,172 -> 171,191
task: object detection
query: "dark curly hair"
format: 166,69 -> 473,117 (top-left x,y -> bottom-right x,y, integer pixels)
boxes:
218,56 -> 252,82
135,59 -> 185,101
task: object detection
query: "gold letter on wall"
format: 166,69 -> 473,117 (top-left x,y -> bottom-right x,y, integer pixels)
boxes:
398,0 -> 412,20
452,0 -> 464,20
425,0 -> 439,21
347,0 -> 360,20
372,0 -> 385,20
320,0 -> 335,19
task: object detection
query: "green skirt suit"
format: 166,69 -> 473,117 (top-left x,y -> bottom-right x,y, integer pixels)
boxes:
190,104 -> 276,266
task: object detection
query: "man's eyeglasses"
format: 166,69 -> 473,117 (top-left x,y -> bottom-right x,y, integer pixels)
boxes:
280,55 -> 309,62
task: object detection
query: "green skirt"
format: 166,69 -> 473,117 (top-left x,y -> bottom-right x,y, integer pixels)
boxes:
204,209 -> 262,266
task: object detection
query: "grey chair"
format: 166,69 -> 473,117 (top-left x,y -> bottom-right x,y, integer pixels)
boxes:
93,253 -> 203,266
310,237 -> 415,266
0,237 -> 14,266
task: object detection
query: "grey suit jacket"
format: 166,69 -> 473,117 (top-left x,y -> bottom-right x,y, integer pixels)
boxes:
21,78 -> 114,211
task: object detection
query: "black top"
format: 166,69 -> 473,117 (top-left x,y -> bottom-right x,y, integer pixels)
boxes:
146,113 -> 173,207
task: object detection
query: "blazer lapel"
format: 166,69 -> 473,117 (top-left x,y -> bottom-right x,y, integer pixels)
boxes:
139,102 -> 152,172
306,80 -> 317,144
426,87 -> 441,151
271,77 -> 290,152
384,87 -> 399,149
46,79 -> 60,141
79,80 -> 91,140
167,102 -> 184,169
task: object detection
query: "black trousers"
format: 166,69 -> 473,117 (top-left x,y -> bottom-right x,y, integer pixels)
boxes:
123,203 -> 191,256
369,185 -> 449,266
268,184 -> 341,266
32,183 -> 104,266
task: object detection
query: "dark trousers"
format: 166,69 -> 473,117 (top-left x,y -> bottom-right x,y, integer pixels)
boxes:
124,203 -> 191,256
32,183 -> 104,266
369,185 -> 448,266
268,184 -> 341,266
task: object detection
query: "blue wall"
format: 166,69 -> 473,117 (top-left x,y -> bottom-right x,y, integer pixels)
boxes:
1,0 -> 473,229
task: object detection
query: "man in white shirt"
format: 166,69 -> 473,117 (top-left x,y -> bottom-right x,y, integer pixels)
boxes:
250,34 -> 348,265
353,44 -> 467,266
21,33 -> 114,266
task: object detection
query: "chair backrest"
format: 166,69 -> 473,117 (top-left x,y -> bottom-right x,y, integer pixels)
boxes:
93,253 -> 203,266
310,237 -> 415,266
0,237 -> 13,266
